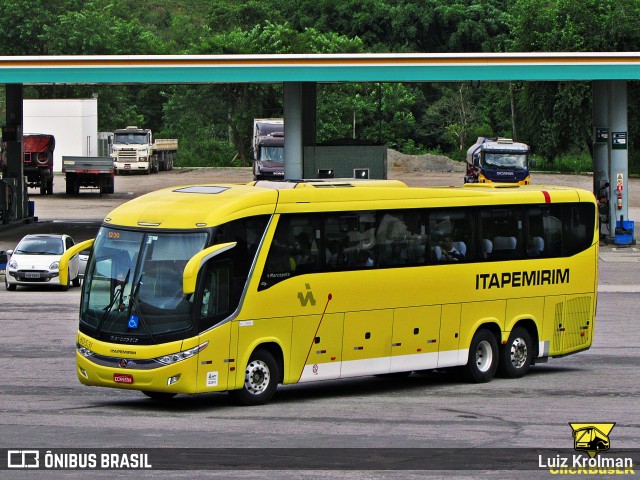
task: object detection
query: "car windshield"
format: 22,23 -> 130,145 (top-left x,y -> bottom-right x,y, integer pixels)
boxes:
80,227 -> 207,339
15,237 -> 63,255
483,152 -> 528,170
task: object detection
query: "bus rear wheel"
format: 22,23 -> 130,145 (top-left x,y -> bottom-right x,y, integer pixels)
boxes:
499,326 -> 532,378
229,349 -> 279,406
462,329 -> 498,383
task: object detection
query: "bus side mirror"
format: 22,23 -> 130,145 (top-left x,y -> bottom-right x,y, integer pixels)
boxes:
59,239 -> 94,286
182,242 -> 237,294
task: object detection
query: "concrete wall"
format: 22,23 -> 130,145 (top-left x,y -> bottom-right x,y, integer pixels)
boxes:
23,98 -> 98,172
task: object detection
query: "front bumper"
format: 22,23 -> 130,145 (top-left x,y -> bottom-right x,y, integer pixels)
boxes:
6,269 -> 61,286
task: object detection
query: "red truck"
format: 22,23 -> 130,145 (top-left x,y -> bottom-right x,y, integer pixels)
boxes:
23,134 -> 55,195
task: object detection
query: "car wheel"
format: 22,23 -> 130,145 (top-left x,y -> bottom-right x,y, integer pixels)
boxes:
6,277 -> 16,291
72,275 -> 81,288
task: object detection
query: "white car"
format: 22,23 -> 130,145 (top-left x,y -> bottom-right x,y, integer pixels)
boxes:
78,248 -> 90,279
5,234 -> 81,291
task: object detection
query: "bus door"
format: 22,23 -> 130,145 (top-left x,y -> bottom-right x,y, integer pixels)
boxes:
194,258 -> 235,392
341,309 -> 393,378
390,305 -> 442,372
291,312 -> 344,383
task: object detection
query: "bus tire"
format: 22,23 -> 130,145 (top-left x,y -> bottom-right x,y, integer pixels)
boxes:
142,391 -> 177,400
499,326 -> 532,378
462,329 -> 498,383
229,348 -> 279,406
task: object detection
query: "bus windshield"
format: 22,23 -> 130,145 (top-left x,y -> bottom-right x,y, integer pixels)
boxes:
80,227 -> 207,339
483,152 -> 527,170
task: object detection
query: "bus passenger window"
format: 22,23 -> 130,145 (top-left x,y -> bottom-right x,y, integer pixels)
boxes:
260,213 -> 320,289
429,207 -> 475,263
526,204 -> 562,257
376,210 -> 427,267
479,206 -> 522,260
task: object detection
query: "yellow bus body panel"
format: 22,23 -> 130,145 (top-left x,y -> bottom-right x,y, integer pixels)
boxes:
290,313 -> 344,383
195,322 -> 232,392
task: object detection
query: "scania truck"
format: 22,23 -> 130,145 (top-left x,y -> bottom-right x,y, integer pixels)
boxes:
465,137 -> 532,185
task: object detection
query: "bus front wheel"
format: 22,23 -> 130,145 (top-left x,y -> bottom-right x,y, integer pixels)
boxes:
499,326 -> 532,378
229,349 -> 279,406
462,329 -> 498,383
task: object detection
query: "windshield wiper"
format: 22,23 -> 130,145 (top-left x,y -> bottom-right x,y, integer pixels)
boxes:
95,269 -> 130,336
127,275 -> 156,343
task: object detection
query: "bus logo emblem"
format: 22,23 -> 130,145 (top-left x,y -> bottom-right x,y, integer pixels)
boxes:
297,283 -> 316,307
570,423 -> 614,458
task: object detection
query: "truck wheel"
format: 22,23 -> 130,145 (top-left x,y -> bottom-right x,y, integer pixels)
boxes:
229,349 -> 280,406
65,174 -> 75,195
46,178 -> 54,195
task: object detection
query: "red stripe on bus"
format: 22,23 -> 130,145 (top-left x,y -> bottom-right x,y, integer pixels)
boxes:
542,191 -> 551,203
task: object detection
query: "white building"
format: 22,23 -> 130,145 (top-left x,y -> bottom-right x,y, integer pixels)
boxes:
23,98 -> 98,172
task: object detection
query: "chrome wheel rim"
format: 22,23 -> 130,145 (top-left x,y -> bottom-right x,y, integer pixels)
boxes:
510,337 -> 528,369
475,340 -> 493,372
244,359 -> 271,395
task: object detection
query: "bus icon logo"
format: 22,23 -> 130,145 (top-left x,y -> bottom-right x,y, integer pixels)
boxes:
569,423 -> 615,458
7,450 -> 39,468
297,283 -> 316,307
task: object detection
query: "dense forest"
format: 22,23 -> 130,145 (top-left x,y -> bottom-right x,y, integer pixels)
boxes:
1,0 -> 639,172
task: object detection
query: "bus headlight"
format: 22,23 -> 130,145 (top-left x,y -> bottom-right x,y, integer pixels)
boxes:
155,342 -> 208,366
77,344 -> 95,358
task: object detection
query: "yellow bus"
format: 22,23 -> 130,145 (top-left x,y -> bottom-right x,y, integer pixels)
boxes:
61,180 -> 598,405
